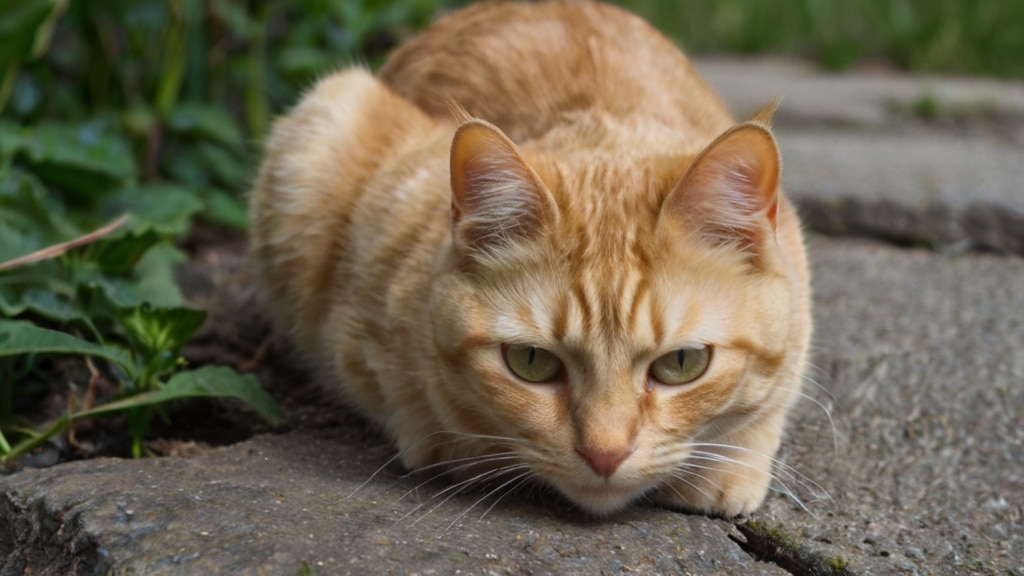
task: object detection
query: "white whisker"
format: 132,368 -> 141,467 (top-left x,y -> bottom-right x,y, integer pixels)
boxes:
401,451 -> 521,479
345,429 -> 524,499
679,443 -> 831,513
402,462 -> 531,526
441,470 -> 534,536
680,454 -> 809,511
802,356 -> 835,387
777,385 -> 839,456
396,453 -> 521,504
666,471 -> 717,502
345,449 -> 404,501
686,444 -> 824,493
477,473 -> 534,520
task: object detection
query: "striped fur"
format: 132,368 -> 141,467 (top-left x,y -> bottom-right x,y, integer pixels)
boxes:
250,0 -> 811,517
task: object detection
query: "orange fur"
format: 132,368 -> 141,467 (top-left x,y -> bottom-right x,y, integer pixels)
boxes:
249,0 -> 811,517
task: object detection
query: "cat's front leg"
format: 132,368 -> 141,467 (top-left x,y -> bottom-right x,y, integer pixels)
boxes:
653,413 -> 786,518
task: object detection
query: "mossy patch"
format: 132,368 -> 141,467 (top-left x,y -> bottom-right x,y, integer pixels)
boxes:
731,519 -> 856,576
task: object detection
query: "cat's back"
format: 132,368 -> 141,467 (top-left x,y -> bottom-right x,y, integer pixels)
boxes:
379,0 -> 734,143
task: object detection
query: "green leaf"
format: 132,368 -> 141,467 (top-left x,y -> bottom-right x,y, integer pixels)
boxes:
75,365 -> 284,427
197,142 -> 248,191
211,1 -> 258,38
203,188 -> 249,230
0,167 -> 79,252
0,319 -> 132,371
0,119 -> 23,159
88,228 -> 163,275
75,241 -> 186,311
0,415 -> 70,463
0,1 -> 53,64
7,73 -> 45,118
161,144 -> 208,189
277,46 -> 333,81
100,184 -> 204,237
129,242 -> 186,307
115,303 -> 206,358
165,103 -> 244,151
0,221 -> 44,265
0,284 -> 80,323
18,121 -> 136,196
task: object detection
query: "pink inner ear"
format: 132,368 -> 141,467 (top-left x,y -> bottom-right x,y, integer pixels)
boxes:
449,120 -> 551,253
664,123 -> 781,251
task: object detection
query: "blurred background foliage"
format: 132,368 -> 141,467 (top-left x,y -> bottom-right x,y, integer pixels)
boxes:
0,0 -> 1020,462
627,0 -> 1024,76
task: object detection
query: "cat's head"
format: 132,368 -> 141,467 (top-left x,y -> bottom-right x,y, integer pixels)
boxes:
428,117 -> 805,515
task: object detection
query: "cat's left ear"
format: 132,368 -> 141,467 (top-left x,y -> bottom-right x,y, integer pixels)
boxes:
450,119 -> 555,256
662,122 -> 781,258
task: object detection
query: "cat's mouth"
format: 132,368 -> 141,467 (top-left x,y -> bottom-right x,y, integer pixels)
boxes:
553,478 -> 658,516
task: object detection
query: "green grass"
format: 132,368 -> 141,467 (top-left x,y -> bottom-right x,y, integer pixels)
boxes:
621,0 -> 1024,77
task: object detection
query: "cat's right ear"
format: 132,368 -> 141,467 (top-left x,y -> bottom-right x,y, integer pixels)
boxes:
661,123 -> 781,261
450,120 -> 555,256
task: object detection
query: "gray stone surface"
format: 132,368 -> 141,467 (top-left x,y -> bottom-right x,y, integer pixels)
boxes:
695,57 -> 1024,128
4,59 -> 1024,575
0,429 -> 784,575
763,237 -> 1024,575
696,57 -> 1024,254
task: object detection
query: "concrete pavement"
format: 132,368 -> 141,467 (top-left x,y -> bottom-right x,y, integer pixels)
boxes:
2,58 -> 1023,575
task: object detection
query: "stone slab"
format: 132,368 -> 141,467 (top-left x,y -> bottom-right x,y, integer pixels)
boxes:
759,236 -> 1024,575
0,425 -> 782,576
694,57 -> 1024,128
695,57 -> 1024,254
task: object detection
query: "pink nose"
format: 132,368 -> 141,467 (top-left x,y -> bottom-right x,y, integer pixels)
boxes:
576,446 -> 634,478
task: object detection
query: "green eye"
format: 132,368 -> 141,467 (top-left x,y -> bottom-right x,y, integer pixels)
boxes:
650,346 -> 711,386
503,344 -> 563,383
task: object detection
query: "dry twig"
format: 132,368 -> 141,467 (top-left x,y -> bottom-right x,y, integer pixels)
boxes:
0,213 -> 130,272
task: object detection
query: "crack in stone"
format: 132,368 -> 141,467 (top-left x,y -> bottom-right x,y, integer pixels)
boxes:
728,519 -> 857,576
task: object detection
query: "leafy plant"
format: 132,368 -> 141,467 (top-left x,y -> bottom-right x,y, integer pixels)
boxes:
0,129 -> 282,459
0,0 -> 466,464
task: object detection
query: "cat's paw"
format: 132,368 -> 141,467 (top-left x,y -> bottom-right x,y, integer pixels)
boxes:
653,455 -> 773,518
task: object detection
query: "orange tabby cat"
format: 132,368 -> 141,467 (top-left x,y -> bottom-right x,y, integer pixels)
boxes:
249,0 -> 811,517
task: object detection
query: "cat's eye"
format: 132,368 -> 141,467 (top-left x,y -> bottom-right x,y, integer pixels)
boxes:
503,344 -> 563,383
649,346 -> 711,386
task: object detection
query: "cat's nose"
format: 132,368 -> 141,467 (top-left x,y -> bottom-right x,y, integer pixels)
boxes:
575,446 -> 634,478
